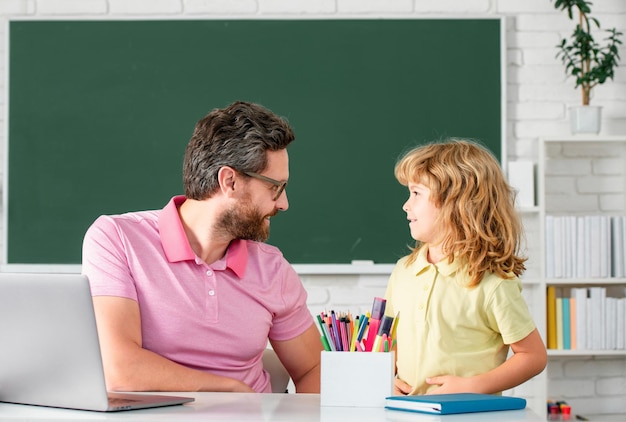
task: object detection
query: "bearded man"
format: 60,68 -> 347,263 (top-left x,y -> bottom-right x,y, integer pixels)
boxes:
82,101 -> 322,394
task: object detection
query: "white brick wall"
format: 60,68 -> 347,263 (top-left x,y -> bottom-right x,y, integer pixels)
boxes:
1,0 -> 625,417
37,0 -> 108,14
548,357 -> 626,415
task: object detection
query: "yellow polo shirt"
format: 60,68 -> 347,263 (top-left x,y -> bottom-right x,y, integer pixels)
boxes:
384,247 -> 536,395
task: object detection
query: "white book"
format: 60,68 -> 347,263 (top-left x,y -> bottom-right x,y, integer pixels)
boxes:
567,215 -> 578,278
572,287 -> 588,350
611,216 -> 624,278
583,215 -> 592,278
622,216 -> 626,278
554,216 -> 564,278
561,216 -> 569,278
576,216 -> 586,279
615,297 -> 626,350
586,297 -> 593,350
508,161 -> 535,208
605,297 -> 617,350
564,216 -> 575,279
545,215 -> 555,278
589,287 -> 606,349
600,216 -> 611,278
589,216 -> 602,278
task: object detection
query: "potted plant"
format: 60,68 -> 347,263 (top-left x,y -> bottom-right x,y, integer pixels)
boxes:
552,0 -> 622,134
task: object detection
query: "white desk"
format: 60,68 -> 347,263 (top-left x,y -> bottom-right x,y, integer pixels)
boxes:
0,393 -> 544,422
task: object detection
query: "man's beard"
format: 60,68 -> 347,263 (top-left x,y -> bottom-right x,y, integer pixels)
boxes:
216,200 -> 275,242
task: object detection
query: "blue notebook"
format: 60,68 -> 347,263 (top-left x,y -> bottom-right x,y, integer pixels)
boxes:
385,393 -> 526,415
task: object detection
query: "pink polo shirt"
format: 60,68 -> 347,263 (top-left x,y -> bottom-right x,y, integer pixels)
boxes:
81,196 -> 313,393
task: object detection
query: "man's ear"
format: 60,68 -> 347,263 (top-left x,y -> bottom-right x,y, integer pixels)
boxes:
217,166 -> 238,197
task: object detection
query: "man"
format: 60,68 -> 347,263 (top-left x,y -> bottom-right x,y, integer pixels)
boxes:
82,101 -> 323,393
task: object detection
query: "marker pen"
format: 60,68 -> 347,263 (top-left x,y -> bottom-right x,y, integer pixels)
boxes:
364,297 -> 386,351
371,314 -> 394,352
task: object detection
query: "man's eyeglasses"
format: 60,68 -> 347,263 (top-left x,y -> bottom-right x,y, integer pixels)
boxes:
242,171 -> 287,201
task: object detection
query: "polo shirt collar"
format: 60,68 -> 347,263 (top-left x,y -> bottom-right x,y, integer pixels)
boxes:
158,195 -> 248,278
412,246 -> 462,277
159,196 -> 194,262
223,239 -> 248,279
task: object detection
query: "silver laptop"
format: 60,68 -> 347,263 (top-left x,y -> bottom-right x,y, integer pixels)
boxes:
0,272 -> 194,412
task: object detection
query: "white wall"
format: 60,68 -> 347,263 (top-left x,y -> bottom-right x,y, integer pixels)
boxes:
1,0 -> 625,417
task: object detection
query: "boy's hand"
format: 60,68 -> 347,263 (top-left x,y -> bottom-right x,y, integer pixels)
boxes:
424,375 -> 479,395
393,378 -> 413,395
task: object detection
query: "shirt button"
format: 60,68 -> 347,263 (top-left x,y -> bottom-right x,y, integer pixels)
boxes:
423,285 -> 429,291
206,270 -> 213,276
208,290 -> 215,296
418,303 -> 424,310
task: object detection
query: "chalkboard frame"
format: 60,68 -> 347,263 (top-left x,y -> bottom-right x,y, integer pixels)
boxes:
3,17 -> 505,272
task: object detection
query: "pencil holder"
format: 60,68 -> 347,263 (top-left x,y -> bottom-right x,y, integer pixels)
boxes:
320,351 -> 394,407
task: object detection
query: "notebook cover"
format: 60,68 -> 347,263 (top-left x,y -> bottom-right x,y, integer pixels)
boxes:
384,393 -> 526,415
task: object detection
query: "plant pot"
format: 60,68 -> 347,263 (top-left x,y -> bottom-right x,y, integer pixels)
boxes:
569,105 -> 602,134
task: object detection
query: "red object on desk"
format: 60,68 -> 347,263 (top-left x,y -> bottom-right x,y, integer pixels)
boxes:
364,297 -> 386,351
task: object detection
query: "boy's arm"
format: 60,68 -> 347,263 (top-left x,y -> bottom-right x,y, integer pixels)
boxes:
424,328 -> 547,395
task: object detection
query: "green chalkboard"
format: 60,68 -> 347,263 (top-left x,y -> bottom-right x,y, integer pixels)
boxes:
7,19 -> 502,265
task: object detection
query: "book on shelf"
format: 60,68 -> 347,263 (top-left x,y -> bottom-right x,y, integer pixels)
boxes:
622,215 -> 626,277
546,286 -> 626,351
576,216 -> 586,278
605,297 -> 617,350
556,296 -> 564,349
586,297 -> 593,350
589,287 -> 606,349
546,216 -> 555,279
572,287 -> 587,350
547,286 -> 557,349
601,216 -> 611,278
589,216 -> 605,278
545,214 -> 624,279
562,297 -> 571,349
617,297 -> 626,349
554,216 -> 564,278
611,216 -> 625,278
384,393 -> 526,415
569,296 -> 577,350
507,161 -> 535,208
565,216 -> 575,279
582,215 -> 591,278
